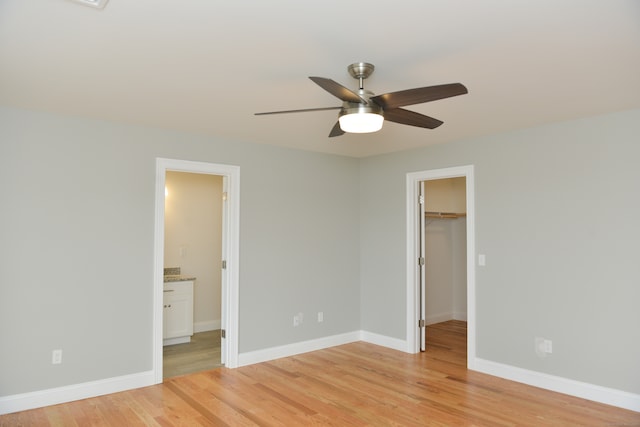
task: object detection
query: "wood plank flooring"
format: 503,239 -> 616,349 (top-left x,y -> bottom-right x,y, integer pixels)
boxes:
164,330 -> 223,379
2,321 -> 639,426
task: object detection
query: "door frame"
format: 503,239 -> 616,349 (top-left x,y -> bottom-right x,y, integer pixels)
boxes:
405,165 -> 476,368
153,158 -> 240,383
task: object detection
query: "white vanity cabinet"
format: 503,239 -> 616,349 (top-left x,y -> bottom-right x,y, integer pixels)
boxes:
163,280 -> 194,346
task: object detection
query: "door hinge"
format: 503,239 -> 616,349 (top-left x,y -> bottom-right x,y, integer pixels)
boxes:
418,257 -> 425,266
222,260 -> 227,269
222,192 -> 228,201
221,329 -> 226,338
419,194 -> 424,205
419,319 -> 425,328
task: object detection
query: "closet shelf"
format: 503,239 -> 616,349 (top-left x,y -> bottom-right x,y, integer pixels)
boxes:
425,211 -> 466,219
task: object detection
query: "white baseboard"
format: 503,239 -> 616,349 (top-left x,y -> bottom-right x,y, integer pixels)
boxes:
360,330 -> 409,352
194,319 -> 220,333
453,311 -> 467,321
472,357 -> 640,413
425,312 -> 454,325
425,312 -> 467,325
0,371 -> 155,416
237,330 -> 413,368
238,331 -> 361,367
163,336 -> 190,346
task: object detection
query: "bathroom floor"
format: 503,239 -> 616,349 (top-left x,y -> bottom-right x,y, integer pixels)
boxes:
163,329 -> 222,379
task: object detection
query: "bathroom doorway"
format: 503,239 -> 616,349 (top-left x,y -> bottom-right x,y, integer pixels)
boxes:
163,171 -> 223,378
153,158 -> 240,384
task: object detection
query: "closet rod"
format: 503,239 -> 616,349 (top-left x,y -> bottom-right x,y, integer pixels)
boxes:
425,211 -> 466,219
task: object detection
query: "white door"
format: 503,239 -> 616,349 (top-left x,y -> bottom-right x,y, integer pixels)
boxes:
419,181 -> 427,351
220,176 -> 229,365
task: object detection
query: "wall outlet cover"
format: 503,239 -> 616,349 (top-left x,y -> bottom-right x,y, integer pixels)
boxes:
534,337 -> 546,358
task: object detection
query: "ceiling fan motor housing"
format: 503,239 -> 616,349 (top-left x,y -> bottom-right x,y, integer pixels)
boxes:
339,101 -> 383,115
339,90 -> 383,117
338,88 -> 384,133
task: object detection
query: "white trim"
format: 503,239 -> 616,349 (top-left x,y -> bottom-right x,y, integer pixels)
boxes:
425,312 -> 456,326
238,331 -> 410,367
154,158 -> 241,385
422,311 -> 468,325
406,165 -> 476,368
474,358 -> 640,413
453,311 -> 467,322
163,336 -> 191,346
406,175 -> 420,354
238,332 -> 361,367
194,319 -> 221,333
0,371 -> 154,415
360,331 -> 409,352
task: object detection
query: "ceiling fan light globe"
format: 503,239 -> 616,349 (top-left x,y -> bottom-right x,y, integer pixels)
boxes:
339,112 -> 384,133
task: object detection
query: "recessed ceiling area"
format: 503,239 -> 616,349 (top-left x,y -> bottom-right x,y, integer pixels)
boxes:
0,0 -> 639,157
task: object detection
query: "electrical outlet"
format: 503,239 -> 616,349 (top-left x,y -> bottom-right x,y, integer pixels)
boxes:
52,349 -> 63,365
317,311 -> 324,322
293,312 -> 304,327
535,337 -> 552,358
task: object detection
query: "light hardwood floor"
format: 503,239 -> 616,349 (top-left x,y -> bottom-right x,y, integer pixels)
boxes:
2,321 -> 638,426
164,330 -> 223,379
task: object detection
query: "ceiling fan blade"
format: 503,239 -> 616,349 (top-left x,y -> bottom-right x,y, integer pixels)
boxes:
371,83 -> 468,109
383,108 -> 443,129
255,106 -> 341,116
309,76 -> 367,104
328,121 -> 345,138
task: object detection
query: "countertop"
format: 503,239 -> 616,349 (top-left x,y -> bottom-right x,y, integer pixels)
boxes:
163,275 -> 196,283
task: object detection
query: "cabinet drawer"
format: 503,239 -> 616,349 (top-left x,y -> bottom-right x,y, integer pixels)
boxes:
164,280 -> 193,294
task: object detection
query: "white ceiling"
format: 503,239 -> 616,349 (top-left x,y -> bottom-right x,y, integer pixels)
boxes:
1,1 -> 639,157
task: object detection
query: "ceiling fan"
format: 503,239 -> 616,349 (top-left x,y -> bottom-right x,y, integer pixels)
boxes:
255,62 -> 468,138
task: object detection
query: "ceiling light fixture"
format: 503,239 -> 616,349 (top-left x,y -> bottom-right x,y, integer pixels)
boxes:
70,0 -> 109,9
255,62 -> 467,138
338,105 -> 384,133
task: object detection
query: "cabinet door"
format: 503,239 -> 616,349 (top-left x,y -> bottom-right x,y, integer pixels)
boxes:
163,281 -> 194,340
164,292 -> 194,339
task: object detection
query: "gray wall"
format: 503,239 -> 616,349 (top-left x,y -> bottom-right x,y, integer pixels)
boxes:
0,106 -> 360,395
359,109 -> 640,394
1,106 -> 639,398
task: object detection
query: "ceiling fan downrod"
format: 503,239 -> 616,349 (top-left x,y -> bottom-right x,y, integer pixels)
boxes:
347,62 -> 375,91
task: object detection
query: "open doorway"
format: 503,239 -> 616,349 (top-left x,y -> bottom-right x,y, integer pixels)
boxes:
153,159 -> 240,384
421,177 -> 467,359
162,171 -> 223,379
423,177 -> 467,327
406,165 -> 476,368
